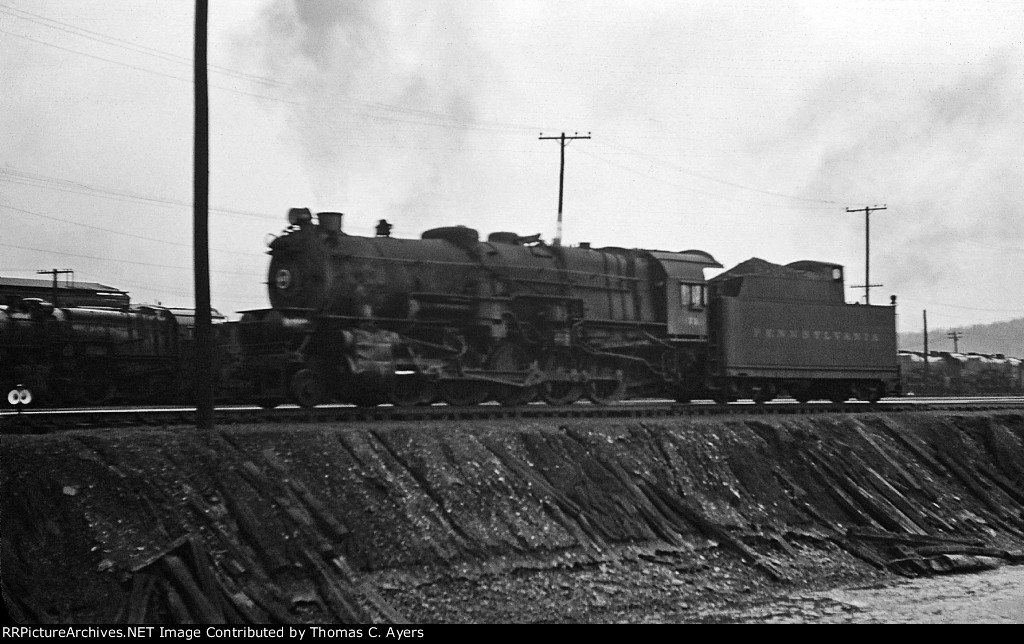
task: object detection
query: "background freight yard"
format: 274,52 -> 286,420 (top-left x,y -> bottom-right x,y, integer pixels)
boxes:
3,409 -> 1024,623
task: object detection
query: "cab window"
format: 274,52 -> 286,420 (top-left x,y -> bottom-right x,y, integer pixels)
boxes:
681,283 -> 706,309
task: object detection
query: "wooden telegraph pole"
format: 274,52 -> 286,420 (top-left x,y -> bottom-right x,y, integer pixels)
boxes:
194,0 -> 213,429
539,132 -> 590,247
923,310 -> 929,392
847,204 -> 886,304
947,329 -> 963,353
36,268 -> 73,307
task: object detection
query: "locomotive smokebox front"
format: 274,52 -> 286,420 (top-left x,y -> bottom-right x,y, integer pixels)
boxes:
267,223 -> 335,312
266,210 -> 414,319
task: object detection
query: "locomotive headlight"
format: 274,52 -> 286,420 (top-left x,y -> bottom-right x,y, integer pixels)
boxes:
274,269 -> 293,290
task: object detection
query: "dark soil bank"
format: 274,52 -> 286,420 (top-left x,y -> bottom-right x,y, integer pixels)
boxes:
3,411 -> 1024,623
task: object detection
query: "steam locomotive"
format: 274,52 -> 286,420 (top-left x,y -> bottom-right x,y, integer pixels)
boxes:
0,298 -> 213,406
231,207 -> 902,407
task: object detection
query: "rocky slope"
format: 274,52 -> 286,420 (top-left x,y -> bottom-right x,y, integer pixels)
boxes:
2,411 -> 1023,623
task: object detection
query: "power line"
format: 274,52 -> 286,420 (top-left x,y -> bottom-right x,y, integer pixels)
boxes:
0,203 -> 264,257
900,296 -> 1023,314
576,146 -> 840,210
596,135 -> 861,206
0,241 -> 258,277
0,166 -> 278,221
0,3 -> 287,87
0,2 -> 548,133
0,18 -> 556,134
0,27 -> 550,132
886,206 -> 1023,254
0,28 -> 305,107
0,167 -> 393,238
71,270 -> 268,307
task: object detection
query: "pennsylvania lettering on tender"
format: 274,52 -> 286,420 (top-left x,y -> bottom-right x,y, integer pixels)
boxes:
752,328 -> 881,342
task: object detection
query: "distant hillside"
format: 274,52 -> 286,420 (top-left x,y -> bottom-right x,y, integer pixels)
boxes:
899,317 -> 1024,357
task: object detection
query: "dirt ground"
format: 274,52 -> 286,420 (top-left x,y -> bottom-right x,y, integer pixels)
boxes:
371,541 -> 890,623
2,411 -> 1023,624
690,563 -> 1024,623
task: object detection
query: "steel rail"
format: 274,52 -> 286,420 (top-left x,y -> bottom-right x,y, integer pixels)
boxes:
3,397 -> 1022,434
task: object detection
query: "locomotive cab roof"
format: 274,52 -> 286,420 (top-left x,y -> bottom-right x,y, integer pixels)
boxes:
646,250 -> 723,282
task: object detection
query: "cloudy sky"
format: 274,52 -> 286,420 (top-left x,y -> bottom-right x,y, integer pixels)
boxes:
2,0 -> 1022,338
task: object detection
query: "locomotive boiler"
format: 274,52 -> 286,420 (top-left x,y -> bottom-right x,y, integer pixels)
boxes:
236,208 -> 901,408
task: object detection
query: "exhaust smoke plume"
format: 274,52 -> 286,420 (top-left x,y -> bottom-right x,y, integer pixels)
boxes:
245,1 -> 498,232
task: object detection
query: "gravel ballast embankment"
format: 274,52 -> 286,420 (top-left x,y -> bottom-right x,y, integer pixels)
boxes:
2,411 -> 1023,623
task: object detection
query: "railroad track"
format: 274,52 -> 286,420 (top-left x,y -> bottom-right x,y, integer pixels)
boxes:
3,396 -> 1023,433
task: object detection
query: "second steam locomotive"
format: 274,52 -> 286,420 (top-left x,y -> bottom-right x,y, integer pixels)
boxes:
233,207 -> 901,407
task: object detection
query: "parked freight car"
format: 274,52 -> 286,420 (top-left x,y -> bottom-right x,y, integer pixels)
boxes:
898,350 -> 1024,395
897,350 -> 950,394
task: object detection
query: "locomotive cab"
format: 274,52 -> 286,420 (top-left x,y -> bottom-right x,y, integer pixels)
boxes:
647,250 -> 722,339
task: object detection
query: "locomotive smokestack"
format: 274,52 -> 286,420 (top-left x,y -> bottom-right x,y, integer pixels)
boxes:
318,211 -> 343,233
288,207 -> 313,227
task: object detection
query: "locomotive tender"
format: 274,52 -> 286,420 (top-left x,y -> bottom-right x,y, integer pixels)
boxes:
235,207 -> 901,407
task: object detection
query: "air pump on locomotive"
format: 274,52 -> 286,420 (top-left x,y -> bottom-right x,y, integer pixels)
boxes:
235,208 -> 900,408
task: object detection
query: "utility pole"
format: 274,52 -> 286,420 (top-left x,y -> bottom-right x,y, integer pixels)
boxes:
539,131 -> 590,247
922,310 -> 929,392
193,0 -> 213,430
947,329 -> 963,353
37,268 -> 73,307
847,205 -> 886,304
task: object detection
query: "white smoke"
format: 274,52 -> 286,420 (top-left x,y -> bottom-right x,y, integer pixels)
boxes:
239,0 -> 500,233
